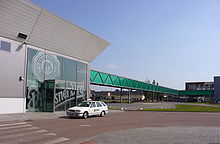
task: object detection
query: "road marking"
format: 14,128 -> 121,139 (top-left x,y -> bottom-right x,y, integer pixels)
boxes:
41,137 -> 69,144
80,125 -> 91,127
0,124 -> 32,130
0,127 -> 39,135
0,129 -> 47,139
0,122 -> 28,127
45,133 -> 57,136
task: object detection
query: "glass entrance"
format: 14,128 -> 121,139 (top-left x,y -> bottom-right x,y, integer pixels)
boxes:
26,47 -> 88,112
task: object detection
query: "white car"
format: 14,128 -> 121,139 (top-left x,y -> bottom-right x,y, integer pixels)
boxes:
66,101 -> 108,119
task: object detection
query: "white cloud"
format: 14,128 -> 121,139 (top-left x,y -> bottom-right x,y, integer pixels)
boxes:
106,64 -> 117,69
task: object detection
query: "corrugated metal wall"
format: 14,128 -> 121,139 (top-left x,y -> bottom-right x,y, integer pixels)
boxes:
214,77 -> 220,102
0,0 -> 110,62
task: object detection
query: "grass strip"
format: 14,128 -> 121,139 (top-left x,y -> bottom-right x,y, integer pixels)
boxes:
108,107 -> 121,110
142,104 -> 220,112
189,102 -> 220,106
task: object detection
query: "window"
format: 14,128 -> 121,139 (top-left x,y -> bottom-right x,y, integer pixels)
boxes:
101,102 -> 107,106
91,102 -> 96,108
63,58 -> 76,81
96,102 -> 102,107
0,41 -> 11,52
77,62 -> 87,83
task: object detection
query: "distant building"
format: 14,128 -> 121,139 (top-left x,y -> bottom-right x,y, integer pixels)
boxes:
91,90 -> 144,102
181,77 -> 220,102
185,82 -> 214,91
214,76 -> 220,102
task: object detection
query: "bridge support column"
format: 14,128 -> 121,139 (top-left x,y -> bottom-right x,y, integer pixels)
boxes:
128,89 -> 131,104
120,88 -> 122,103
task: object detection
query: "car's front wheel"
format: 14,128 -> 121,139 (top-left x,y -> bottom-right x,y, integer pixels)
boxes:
100,111 -> 105,117
83,112 -> 88,119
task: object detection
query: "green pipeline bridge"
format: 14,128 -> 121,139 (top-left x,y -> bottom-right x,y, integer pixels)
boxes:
90,70 -> 214,96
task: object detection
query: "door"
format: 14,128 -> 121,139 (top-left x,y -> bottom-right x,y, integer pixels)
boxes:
88,102 -> 96,116
95,102 -> 103,115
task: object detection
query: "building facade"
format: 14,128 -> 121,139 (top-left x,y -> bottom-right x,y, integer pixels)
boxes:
0,1 -> 109,114
182,78 -> 220,102
214,76 -> 220,102
185,82 -> 214,91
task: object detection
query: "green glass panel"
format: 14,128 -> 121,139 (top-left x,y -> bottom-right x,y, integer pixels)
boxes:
26,48 -> 45,112
45,52 -> 63,81
77,61 -> 87,84
143,83 -> 147,90
63,58 -> 76,81
130,80 -> 134,87
90,71 -> 98,82
178,90 -> 214,96
119,77 -> 126,87
100,73 -> 109,83
105,75 -> 113,85
140,82 -> 144,89
129,80 -> 134,88
141,82 -> 146,89
114,77 -> 121,86
155,86 -> 159,92
142,83 -> 147,90
94,73 -> 103,84
152,85 -> 156,91
136,82 -> 142,89
111,75 -> 118,85
124,79 -> 129,87
126,79 -> 132,87
149,84 -> 153,91
132,81 -> 138,88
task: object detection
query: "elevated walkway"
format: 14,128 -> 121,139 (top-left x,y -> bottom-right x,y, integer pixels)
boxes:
90,70 -> 214,96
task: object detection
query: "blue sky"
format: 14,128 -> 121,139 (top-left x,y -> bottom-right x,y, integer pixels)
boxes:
31,0 -> 220,90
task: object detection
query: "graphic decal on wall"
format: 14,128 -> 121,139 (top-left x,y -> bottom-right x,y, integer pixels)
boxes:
32,52 -> 60,82
26,84 -> 40,110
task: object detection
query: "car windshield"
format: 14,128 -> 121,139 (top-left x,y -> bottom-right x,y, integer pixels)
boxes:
77,102 -> 90,107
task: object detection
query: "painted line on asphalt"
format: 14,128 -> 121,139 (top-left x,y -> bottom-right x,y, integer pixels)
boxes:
41,137 -> 69,144
80,125 -> 91,127
0,129 -> 47,139
0,127 -> 39,135
0,124 -> 32,130
0,122 -> 28,127
45,133 -> 57,136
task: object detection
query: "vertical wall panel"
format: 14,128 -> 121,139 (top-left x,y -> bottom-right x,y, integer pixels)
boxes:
0,37 -> 26,98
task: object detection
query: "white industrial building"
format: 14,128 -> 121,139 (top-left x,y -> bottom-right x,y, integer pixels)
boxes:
0,0 -> 110,114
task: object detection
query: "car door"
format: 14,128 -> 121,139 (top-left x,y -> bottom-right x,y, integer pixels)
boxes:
95,102 -> 103,115
88,102 -> 96,116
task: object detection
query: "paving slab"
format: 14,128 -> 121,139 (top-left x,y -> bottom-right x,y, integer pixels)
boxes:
85,127 -> 220,144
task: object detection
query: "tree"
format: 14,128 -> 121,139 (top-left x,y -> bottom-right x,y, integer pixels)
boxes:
152,80 -> 156,85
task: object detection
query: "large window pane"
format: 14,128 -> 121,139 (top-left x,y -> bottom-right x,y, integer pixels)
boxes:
54,80 -> 66,111
26,48 -> 45,112
27,48 -> 88,112
76,62 -> 87,104
63,58 -> 76,81
45,53 -> 63,81
77,62 -> 87,84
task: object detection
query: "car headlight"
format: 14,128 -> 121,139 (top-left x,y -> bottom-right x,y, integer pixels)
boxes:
75,110 -> 81,113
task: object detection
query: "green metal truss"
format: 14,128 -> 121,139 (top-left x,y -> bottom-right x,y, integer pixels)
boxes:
178,90 -> 214,96
90,70 -> 214,96
90,70 -> 179,95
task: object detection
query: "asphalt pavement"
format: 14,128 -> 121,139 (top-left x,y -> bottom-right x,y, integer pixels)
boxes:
0,111 -> 220,144
1,102 -> 220,144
